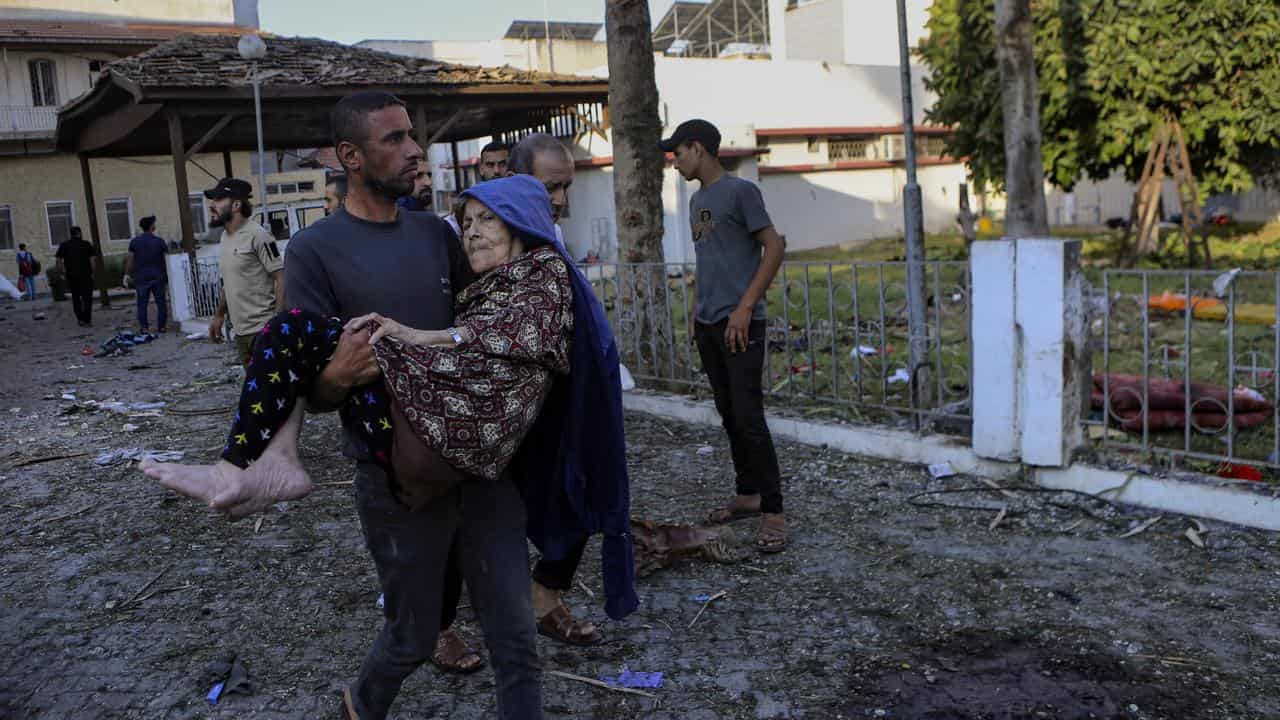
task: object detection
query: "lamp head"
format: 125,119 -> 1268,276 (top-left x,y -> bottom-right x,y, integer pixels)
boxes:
237,34 -> 267,61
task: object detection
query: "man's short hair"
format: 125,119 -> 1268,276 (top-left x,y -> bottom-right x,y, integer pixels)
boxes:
69,226 -> 83,240
327,173 -> 348,199
139,216 -> 156,232
508,133 -> 572,175
330,91 -> 407,149
480,140 -> 509,156
18,243 -> 26,250
238,198 -> 254,218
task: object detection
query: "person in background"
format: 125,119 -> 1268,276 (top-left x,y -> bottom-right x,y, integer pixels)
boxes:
325,174 -> 348,216
126,216 -> 169,333
662,118 -> 789,554
478,141 -> 510,181
15,243 -> 38,301
205,177 -> 284,365
56,227 -> 98,327
396,160 -> 433,212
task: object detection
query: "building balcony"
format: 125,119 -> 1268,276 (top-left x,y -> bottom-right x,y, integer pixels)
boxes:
0,106 -> 58,139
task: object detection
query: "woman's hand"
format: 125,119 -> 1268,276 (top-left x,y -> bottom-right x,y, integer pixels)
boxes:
346,313 -> 422,346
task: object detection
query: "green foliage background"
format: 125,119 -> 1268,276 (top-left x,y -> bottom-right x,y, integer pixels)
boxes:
917,0 -> 1280,195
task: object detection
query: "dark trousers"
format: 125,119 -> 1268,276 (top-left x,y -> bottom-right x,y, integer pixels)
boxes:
439,516 -> 586,631
68,275 -> 94,325
135,278 -> 168,330
353,462 -> 542,720
695,318 -> 784,514
530,537 -> 588,592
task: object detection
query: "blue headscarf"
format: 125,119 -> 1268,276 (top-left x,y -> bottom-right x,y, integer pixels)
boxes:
460,175 -> 638,620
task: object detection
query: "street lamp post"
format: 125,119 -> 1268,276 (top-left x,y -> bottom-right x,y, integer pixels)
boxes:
895,0 -> 929,422
238,35 -> 268,217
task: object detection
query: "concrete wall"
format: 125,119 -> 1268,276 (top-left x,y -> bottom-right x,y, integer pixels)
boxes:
783,0 -> 845,64
0,0 -> 235,23
0,151 -> 256,268
758,161 -> 968,250
559,156 -> 762,266
839,0 -> 931,66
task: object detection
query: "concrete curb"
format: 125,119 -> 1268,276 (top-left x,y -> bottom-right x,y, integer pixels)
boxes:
621,390 -> 1280,531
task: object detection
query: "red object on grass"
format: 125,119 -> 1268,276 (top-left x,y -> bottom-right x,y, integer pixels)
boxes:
1217,463 -> 1263,482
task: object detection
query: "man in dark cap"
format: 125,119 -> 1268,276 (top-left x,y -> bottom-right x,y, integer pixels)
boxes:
204,177 -> 284,365
661,118 -> 789,553
126,215 -> 169,333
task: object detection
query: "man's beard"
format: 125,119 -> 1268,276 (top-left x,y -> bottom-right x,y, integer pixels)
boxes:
367,173 -> 413,203
208,207 -> 233,228
415,189 -> 433,209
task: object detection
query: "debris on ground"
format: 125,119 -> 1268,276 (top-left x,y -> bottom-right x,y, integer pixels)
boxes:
600,667 -> 663,689
93,448 -> 185,466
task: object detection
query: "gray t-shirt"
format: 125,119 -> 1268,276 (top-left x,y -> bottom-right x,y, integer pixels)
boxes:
689,175 -> 774,324
285,207 -> 472,460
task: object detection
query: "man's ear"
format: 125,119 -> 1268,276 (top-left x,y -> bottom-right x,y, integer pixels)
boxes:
336,140 -> 361,174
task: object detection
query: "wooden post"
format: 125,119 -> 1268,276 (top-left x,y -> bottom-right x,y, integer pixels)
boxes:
167,109 -> 195,254
223,149 -> 233,178
414,105 -> 429,154
78,153 -> 109,307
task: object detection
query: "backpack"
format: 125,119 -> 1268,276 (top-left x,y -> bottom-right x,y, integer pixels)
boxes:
30,258 -> 41,275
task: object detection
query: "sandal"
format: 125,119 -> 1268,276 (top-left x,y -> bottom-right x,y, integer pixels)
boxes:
536,603 -> 603,646
706,498 -> 762,525
756,513 -> 788,553
431,628 -> 484,675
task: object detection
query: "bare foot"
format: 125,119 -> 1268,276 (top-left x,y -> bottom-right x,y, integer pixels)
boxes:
141,453 -> 312,519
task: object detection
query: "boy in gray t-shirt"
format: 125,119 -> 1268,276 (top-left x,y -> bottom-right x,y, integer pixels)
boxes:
661,119 -> 788,553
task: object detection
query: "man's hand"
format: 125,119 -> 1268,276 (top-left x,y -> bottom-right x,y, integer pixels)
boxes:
209,312 -> 225,342
724,305 -> 753,353
313,327 -> 381,409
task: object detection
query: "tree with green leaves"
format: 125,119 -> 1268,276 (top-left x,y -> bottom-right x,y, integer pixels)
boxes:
917,0 -> 1280,196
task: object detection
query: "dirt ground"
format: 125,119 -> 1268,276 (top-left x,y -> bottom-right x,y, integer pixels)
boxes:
2,295 -> 1279,720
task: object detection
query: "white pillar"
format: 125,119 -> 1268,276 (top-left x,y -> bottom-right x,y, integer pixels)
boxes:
1014,238 -> 1087,467
767,0 -> 788,61
970,240 -> 1019,460
167,253 -> 193,323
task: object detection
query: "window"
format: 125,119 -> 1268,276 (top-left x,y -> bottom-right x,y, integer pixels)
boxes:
88,60 -> 105,74
105,197 -> 133,242
188,193 -> 208,236
807,137 -> 820,153
46,201 -> 75,248
29,59 -> 58,107
0,206 -> 13,250
829,138 -> 870,162
266,183 -> 280,195
296,206 -> 325,231
297,181 -> 316,193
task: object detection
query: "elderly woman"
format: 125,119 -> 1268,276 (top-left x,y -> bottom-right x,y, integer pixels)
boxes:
143,174 -> 637,616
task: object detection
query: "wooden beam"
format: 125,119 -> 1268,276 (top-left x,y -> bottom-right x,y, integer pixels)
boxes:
78,153 -> 109,307
425,109 -> 466,147
223,150 -> 233,178
414,105 -> 429,153
185,113 -> 237,160
77,103 -> 163,153
167,109 -> 196,254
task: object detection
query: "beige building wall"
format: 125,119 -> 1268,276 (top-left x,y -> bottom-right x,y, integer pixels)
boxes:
0,151 -> 258,269
0,0 -> 234,23
502,38 -> 607,74
0,49 -> 115,108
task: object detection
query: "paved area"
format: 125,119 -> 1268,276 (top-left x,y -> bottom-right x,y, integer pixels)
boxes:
2,295 -> 1278,719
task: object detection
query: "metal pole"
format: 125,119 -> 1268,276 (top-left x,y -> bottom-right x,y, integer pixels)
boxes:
252,62 -> 267,221
896,0 -> 929,422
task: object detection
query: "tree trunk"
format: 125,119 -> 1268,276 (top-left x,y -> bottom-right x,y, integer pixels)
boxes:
995,0 -> 1049,238
606,0 -> 671,380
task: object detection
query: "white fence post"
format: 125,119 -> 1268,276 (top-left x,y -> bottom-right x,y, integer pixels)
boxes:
1014,238 -> 1087,466
971,240 -> 1020,460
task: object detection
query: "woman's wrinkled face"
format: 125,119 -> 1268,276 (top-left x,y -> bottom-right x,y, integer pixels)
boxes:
461,198 -> 523,274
